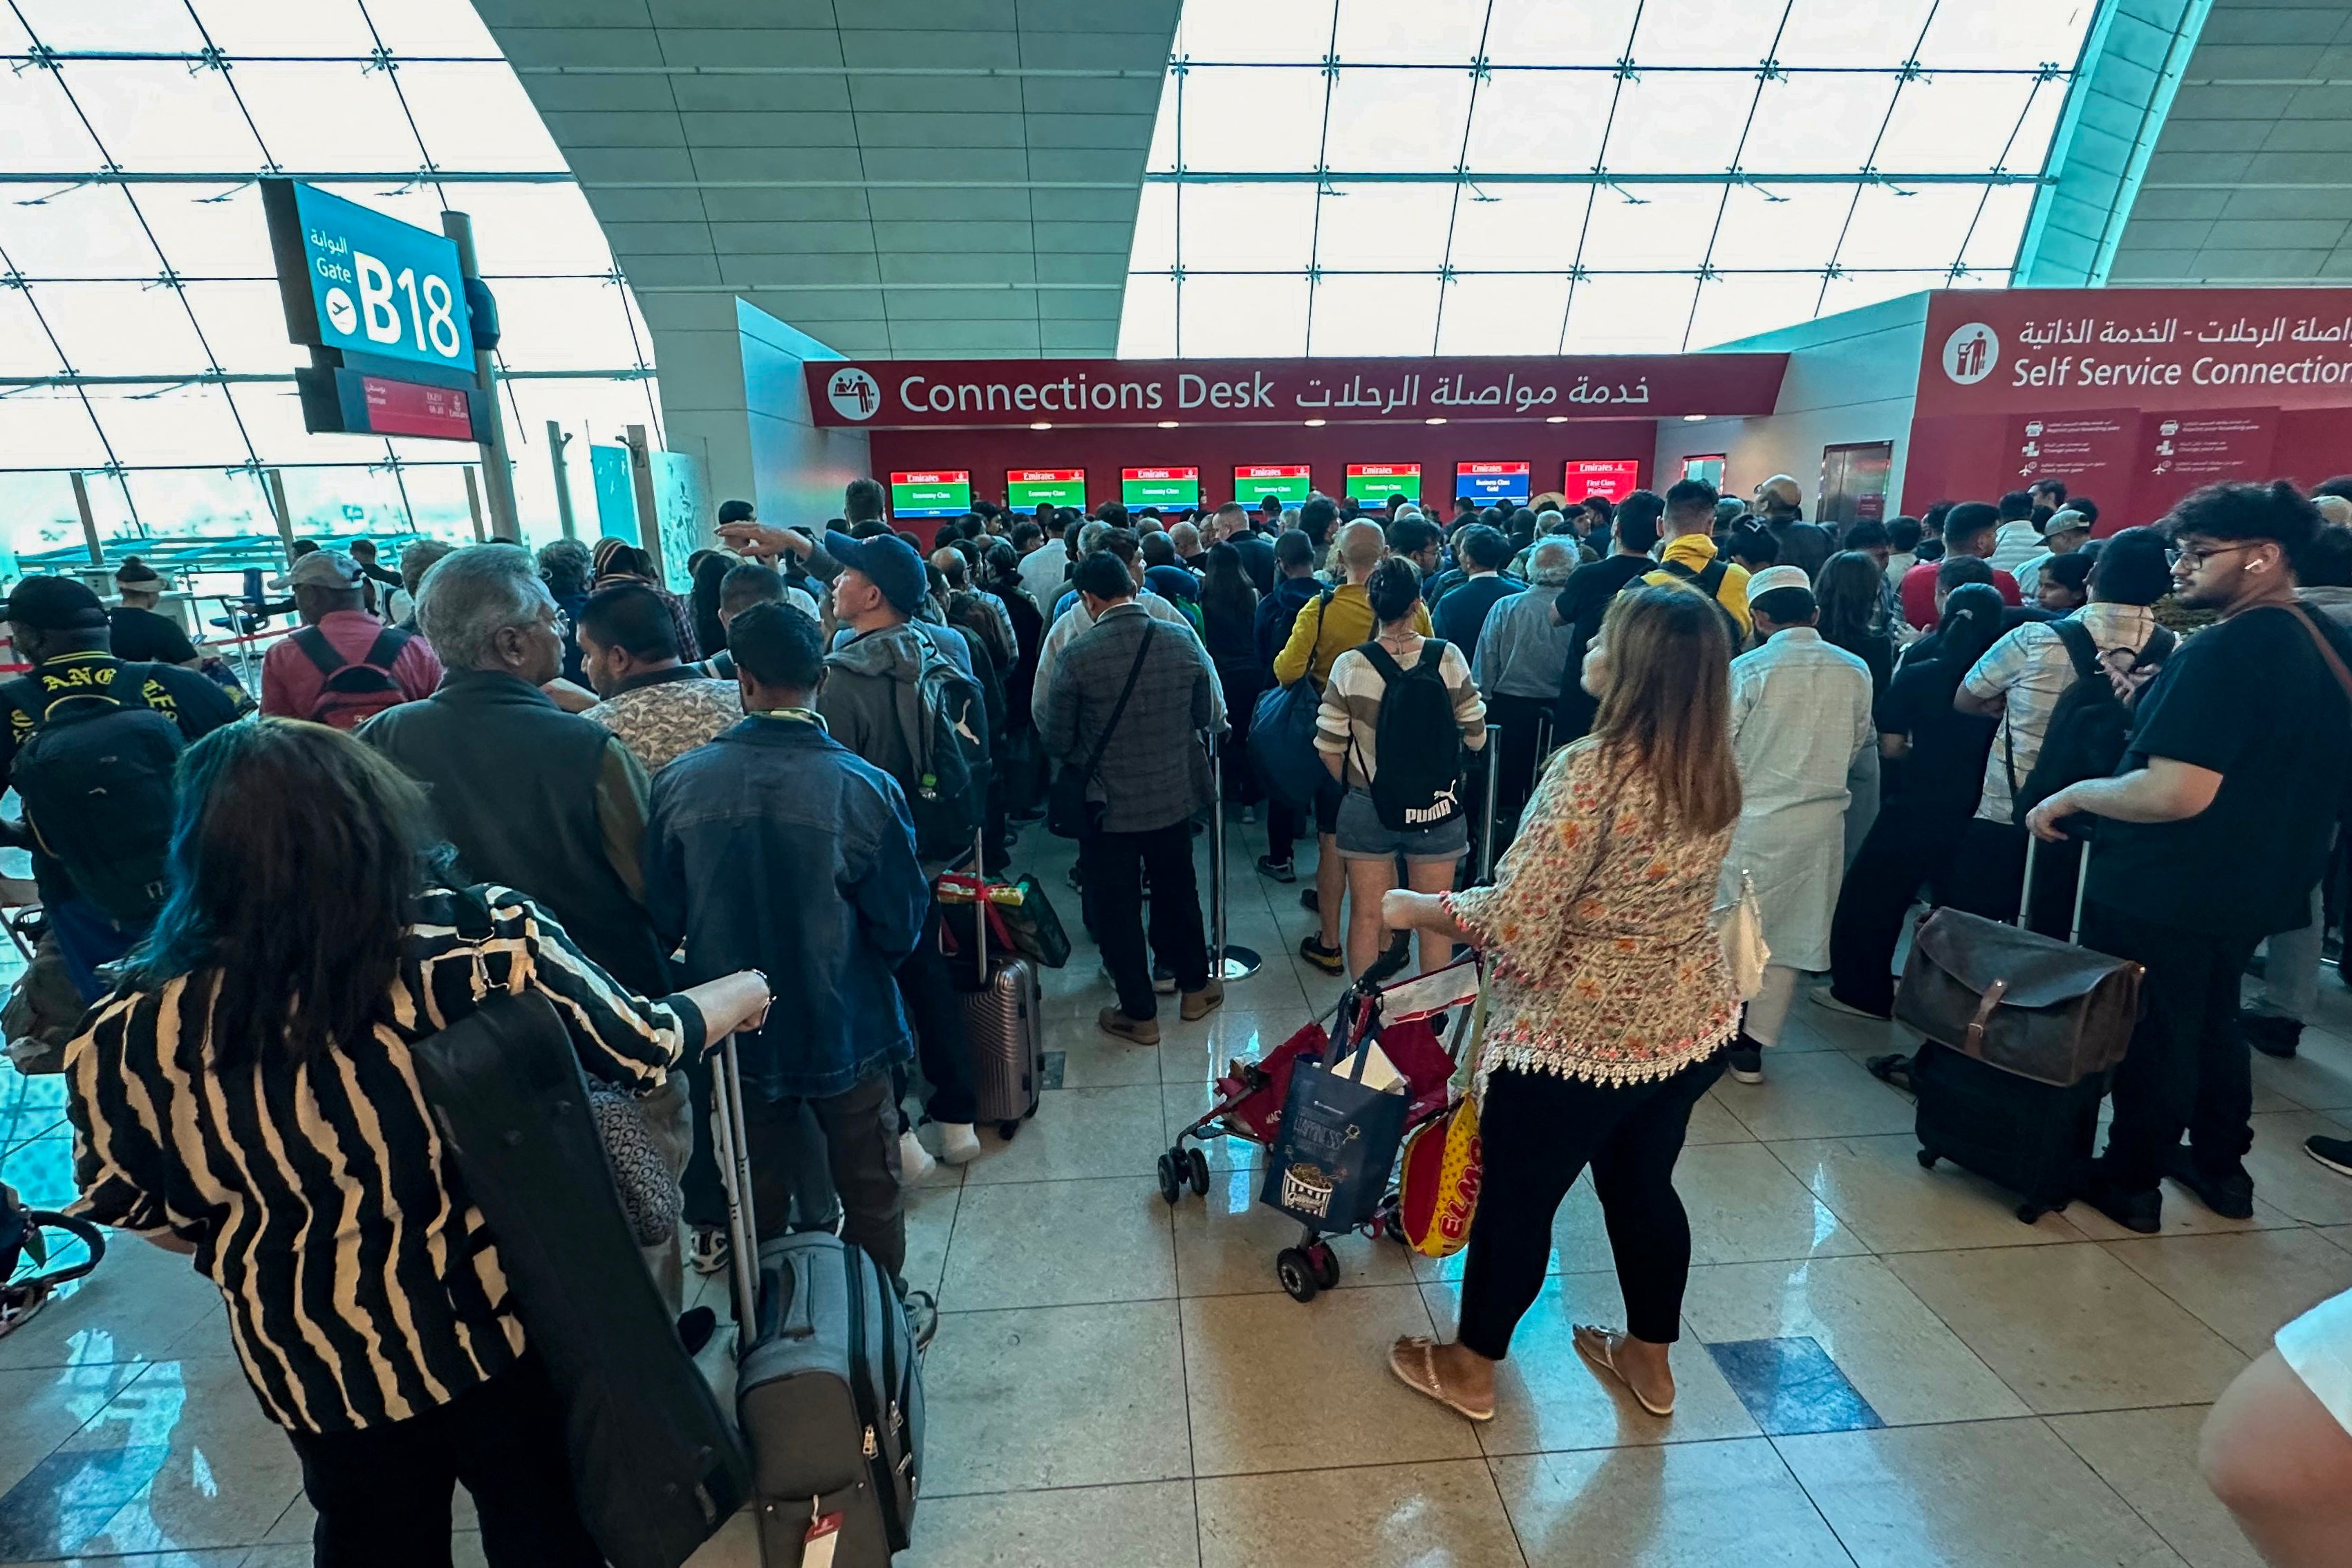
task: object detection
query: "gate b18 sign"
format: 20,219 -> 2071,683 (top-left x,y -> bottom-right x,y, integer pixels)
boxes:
262,180 -> 485,442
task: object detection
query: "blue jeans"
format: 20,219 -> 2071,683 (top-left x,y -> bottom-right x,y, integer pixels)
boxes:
49,898 -> 150,1003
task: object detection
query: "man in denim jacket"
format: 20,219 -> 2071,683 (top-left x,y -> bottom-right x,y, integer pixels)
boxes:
646,601 -> 936,1339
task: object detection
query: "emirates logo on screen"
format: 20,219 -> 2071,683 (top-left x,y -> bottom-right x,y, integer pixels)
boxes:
1941,323 -> 1999,385
826,366 -> 881,420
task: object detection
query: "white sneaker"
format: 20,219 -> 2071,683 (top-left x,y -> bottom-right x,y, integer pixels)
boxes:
898,1128 -> 937,1182
937,1122 -> 984,1164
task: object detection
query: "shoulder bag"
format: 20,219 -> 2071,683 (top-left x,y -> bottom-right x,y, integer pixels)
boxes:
1047,622 -> 1155,839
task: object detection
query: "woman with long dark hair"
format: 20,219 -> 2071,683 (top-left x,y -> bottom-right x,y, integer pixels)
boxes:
62,720 -> 772,1567
688,548 -> 731,660
1816,548 -> 1894,698
1380,584 -> 1742,1424
1199,541 -> 1264,816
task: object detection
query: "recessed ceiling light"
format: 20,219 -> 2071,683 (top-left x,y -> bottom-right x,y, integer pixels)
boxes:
1545,416 -> 1568,424
1425,417 -> 1447,426
1304,418 -> 1327,427
1683,413 -> 1709,422
1029,421 -> 1052,430
1157,420 -> 1178,428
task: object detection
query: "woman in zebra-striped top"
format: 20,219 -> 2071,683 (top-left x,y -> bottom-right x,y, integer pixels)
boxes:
64,718 -> 772,1567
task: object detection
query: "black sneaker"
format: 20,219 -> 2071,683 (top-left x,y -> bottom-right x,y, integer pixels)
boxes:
2162,1146 -> 2255,1219
1298,936 -> 1345,975
1300,888 -> 1320,914
2307,1135 -> 2352,1178
675,1305 -> 717,1356
2080,1169 -> 2162,1234
1256,855 -> 1296,884
1727,1047 -> 1763,1084
2243,1013 -> 2303,1059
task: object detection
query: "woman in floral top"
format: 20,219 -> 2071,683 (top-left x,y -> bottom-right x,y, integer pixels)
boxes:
1382,584 -> 1742,1424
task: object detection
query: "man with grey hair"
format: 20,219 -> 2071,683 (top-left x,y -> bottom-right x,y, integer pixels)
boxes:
364,544 -> 669,999
1471,537 -> 1581,840
394,537 -> 456,632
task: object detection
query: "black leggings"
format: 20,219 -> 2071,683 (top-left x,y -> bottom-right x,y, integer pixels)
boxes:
286,1356 -> 601,1568
1457,1052 -> 1726,1360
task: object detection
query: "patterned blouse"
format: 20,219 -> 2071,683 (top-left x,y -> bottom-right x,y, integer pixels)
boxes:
1446,740 -> 1739,1092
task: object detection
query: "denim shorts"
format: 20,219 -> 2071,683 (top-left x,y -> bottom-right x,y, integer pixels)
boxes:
1335,788 -> 1470,864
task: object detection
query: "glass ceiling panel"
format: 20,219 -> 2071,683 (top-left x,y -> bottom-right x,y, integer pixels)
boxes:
1321,68 -> 1477,173
1179,274 -> 1314,357
1175,183 -> 1319,273
1177,68 -> 1330,173
1332,0 -> 1490,66
1175,0 -> 1339,66
1123,0 -> 2097,357
1,0 -> 666,544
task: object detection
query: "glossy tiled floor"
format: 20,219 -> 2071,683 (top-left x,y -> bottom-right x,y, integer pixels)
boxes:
5,814 -> 2350,1567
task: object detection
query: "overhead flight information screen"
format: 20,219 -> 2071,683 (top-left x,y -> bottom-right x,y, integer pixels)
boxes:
1233,464 -> 1312,507
889,470 -> 971,518
1007,468 -> 1085,509
1456,461 -> 1531,505
1122,466 -> 1200,508
1345,463 -> 1421,505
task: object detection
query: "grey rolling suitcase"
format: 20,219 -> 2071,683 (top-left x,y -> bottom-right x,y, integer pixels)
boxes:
950,830 -> 1045,1139
712,1034 -> 923,1567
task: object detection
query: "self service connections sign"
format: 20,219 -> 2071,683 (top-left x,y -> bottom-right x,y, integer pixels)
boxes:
263,180 -> 473,373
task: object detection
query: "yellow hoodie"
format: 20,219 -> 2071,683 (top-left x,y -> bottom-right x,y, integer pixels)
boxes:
1640,534 -> 1753,637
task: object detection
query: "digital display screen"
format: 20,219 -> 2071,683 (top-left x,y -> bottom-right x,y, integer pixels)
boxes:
1234,465 -> 1312,507
888,470 -> 972,519
1345,463 -> 1421,505
1565,460 -> 1643,505
361,375 -> 473,440
1121,466 -> 1200,508
1006,468 -> 1085,509
1455,461 -> 1531,505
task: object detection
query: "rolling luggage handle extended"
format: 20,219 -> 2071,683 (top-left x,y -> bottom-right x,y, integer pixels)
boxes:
2019,828 -> 2091,946
709,1029 -> 765,1361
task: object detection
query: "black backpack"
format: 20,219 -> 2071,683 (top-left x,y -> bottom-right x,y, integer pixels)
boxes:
904,648 -> 991,862
1356,640 -> 1465,831
5,663 -> 185,924
290,624 -> 415,731
1624,557 -> 1745,642
2013,620 -> 2176,816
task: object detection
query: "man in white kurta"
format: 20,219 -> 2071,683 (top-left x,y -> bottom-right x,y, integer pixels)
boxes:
1724,566 -> 1876,1082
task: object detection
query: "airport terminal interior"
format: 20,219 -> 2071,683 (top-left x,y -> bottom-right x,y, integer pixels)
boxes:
10,0 -> 2352,1564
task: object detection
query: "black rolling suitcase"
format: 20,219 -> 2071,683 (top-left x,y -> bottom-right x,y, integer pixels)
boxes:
410,991 -> 749,1568
711,1031 -> 923,1566
1894,836 -> 2144,1223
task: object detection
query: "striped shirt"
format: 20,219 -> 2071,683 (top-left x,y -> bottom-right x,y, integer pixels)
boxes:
64,886 -> 704,1433
1316,635 -> 1488,790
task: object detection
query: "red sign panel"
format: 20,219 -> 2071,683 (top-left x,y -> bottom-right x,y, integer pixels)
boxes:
1123,467 -> 1196,482
362,375 -> 471,440
1348,463 -> 1419,480
806,355 -> 1787,429
1235,464 -> 1311,482
1563,459 -> 1643,503
2137,407 -> 2281,506
889,470 -> 964,485
2004,409 -> 2138,492
1008,468 -> 1083,483
1457,461 -> 1529,478
1916,288 -> 2352,417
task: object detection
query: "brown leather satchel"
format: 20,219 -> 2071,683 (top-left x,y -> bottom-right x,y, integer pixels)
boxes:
1894,841 -> 2143,1088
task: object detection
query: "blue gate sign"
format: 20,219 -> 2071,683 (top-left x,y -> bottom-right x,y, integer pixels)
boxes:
262,180 -> 474,374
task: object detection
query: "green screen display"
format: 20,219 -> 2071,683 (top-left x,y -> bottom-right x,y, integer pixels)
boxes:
1345,463 -> 1420,505
1006,468 -> 1085,509
1233,465 -> 1312,507
1121,466 -> 1199,508
888,470 -> 971,519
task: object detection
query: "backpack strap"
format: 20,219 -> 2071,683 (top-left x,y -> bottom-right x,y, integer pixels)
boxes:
1694,559 -> 1728,597
358,626 -> 411,671
2051,619 -> 2101,682
2279,604 -> 2352,709
1654,559 -> 1699,583
2136,625 -> 2176,668
1354,641 -> 1406,687
289,625 -> 348,680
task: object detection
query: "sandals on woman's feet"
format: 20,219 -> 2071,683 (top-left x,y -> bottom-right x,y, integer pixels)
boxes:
1573,1324 -> 1675,1417
1388,1335 -> 1494,1422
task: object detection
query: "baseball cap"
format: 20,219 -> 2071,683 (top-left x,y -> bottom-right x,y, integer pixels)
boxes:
3,576 -> 109,633
290,550 -> 364,590
824,530 -> 928,617
2042,508 -> 2091,539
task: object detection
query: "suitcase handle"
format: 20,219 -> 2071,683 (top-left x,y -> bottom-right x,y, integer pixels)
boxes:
755,1243 -> 819,1344
709,1031 -> 764,1360
2019,832 -> 2091,945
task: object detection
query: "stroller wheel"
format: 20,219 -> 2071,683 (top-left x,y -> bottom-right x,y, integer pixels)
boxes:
1382,1208 -> 1408,1246
1275,1247 -> 1318,1303
1306,1241 -> 1341,1291
1156,1152 -> 1183,1206
1186,1147 -> 1210,1195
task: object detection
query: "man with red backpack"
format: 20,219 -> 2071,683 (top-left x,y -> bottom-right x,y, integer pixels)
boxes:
259,550 -> 443,729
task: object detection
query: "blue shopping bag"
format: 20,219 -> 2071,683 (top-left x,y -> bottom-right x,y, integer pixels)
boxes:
1260,1032 -> 1412,1232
